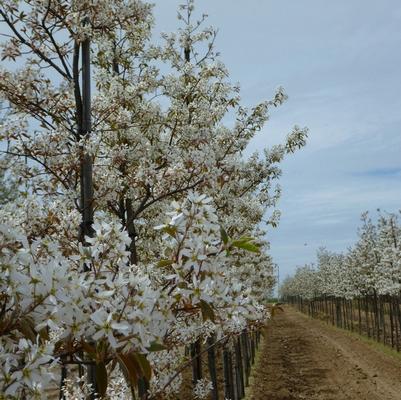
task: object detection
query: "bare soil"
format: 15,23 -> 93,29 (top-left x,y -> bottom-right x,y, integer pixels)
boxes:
247,306 -> 401,400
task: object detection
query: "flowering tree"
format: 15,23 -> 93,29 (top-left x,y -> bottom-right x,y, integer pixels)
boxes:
280,210 -> 401,301
0,0 -> 307,398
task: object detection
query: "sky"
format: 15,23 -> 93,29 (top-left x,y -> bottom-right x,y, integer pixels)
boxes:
153,0 -> 401,281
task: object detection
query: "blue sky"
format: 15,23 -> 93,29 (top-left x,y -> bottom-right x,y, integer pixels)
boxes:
154,1 -> 401,281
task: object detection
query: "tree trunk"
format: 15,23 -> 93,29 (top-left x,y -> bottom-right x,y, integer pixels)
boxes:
241,331 -> 251,387
223,346 -> 234,400
207,336 -> 219,400
191,339 -> 202,386
126,198 -> 138,264
234,337 -> 245,398
357,297 -> 362,335
76,31 -> 97,399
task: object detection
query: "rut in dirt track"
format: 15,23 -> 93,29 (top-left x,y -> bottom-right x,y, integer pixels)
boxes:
247,306 -> 401,400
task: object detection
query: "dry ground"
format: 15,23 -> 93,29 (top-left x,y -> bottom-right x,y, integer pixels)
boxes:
247,306 -> 401,400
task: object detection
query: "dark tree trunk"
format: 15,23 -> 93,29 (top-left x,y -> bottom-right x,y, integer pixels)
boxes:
234,337 -> 245,398
76,31 -> 97,399
365,295 -> 371,338
126,198 -> 138,264
207,336 -> 219,400
373,290 -> 380,342
393,296 -> 400,351
241,330 -> 251,387
79,35 -> 94,245
223,346 -> 234,400
357,297 -> 362,335
191,339 -> 202,386
389,296 -> 395,348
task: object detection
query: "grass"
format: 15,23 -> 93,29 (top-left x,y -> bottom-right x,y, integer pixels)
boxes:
295,307 -> 401,363
336,324 -> 401,362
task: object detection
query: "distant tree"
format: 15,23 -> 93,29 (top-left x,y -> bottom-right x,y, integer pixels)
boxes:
281,210 -> 401,300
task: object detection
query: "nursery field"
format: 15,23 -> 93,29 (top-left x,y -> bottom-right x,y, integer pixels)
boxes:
247,306 -> 401,400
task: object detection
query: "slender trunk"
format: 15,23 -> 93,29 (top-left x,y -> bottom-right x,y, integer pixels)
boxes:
365,295 -> 371,338
191,339 -> 202,386
126,198 -> 138,264
396,296 -> 401,351
350,299 -> 354,332
389,296 -> 395,348
393,297 -> 400,351
250,334 -> 255,365
223,347 -> 231,400
207,336 -> 219,400
79,34 -> 94,244
234,337 -> 245,398
335,298 -> 341,327
379,296 -> 386,345
373,290 -> 380,342
342,298 -> 347,329
76,32 -> 97,399
241,331 -> 250,387
223,347 -> 234,400
59,362 -> 67,400
357,297 -> 362,335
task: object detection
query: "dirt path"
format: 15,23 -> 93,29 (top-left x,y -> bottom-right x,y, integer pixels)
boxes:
247,306 -> 401,400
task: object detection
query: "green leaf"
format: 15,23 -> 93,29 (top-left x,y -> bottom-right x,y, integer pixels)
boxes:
134,353 -> 152,381
220,227 -> 229,244
237,236 -> 255,242
117,353 -> 140,386
163,225 -> 177,237
147,342 -> 167,352
200,300 -> 215,322
156,259 -> 174,268
95,362 -> 108,397
231,240 -> 260,253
